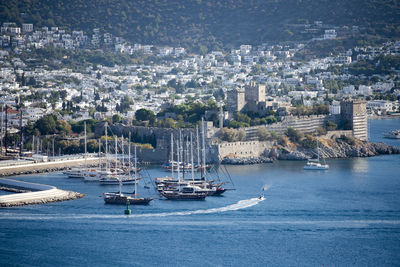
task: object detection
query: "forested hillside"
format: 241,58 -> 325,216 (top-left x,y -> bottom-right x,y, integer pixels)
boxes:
1,0 -> 399,49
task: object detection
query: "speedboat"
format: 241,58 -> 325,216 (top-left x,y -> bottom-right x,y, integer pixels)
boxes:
383,130 -> 400,139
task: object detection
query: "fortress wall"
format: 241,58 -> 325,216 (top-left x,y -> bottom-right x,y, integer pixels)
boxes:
214,141 -> 274,160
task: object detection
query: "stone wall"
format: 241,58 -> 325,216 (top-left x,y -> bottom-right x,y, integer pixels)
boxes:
238,114 -> 341,140
213,140 -> 274,161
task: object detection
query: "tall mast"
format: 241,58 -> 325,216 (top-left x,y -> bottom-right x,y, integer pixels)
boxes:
179,130 -> 183,180
176,139 -> 180,183
114,135 -> 117,175
128,132 -> 131,177
196,125 -> 200,167
98,138 -> 101,170
0,105 -> 3,154
19,109 -> 22,157
190,132 -> 194,181
115,135 -> 122,194
201,118 -> 206,178
32,135 -> 35,154
134,144 -> 137,198
105,122 -> 108,173
4,106 -> 8,153
170,133 -> 174,179
84,121 -> 87,171
121,135 -> 125,168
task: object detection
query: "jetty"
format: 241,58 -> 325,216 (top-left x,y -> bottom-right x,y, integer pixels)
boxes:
0,156 -> 99,177
0,178 -> 84,207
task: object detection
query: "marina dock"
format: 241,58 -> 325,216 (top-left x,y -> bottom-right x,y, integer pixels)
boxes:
0,157 -> 99,177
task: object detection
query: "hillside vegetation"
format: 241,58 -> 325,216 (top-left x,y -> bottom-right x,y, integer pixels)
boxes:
1,0 -> 399,49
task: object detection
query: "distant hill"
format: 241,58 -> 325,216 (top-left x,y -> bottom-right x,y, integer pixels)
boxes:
1,0 -> 399,50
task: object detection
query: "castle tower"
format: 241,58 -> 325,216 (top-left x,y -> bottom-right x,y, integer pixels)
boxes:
227,87 -> 245,118
340,100 -> 368,140
245,81 -> 266,113
245,80 -> 266,103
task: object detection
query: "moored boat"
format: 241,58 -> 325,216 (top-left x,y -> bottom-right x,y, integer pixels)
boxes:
383,129 -> 400,139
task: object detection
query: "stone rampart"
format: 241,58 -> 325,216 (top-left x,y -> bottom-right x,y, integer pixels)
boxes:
213,140 -> 275,161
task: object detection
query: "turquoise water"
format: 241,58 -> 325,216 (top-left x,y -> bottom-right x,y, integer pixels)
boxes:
1,119 -> 400,266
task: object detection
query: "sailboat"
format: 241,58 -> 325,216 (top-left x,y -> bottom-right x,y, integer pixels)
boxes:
304,137 -> 329,170
104,141 -> 153,205
158,127 -> 226,199
66,121 -> 88,178
99,135 -> 140,185
160,132 -> 207,200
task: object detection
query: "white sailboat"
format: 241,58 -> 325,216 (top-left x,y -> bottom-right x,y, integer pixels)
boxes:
304,137 -> 329,170
66,121 -> 87,178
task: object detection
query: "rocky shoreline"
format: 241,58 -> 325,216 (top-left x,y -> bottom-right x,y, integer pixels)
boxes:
222,139 -> 400,164
221,157 -> 273,165
271,140 -> 400,161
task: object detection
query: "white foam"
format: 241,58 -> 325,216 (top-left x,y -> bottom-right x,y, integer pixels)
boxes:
0,197 -> 265,220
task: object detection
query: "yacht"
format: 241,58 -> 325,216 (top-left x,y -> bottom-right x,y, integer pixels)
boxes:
103,191 -> 152,205
161,185 -> 207,200
103,143 -> 152,205
304,137 -> 329,170
304,158 -> 329,170
383,129 -> 400,139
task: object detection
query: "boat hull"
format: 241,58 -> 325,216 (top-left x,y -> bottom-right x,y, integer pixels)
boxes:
161,192 -> 206,200
304,165 -> 329,170
104,195 -> 152,205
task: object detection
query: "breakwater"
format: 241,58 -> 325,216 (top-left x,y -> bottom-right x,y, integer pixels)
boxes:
0,158 -> 99,177
0,178 -> 84,207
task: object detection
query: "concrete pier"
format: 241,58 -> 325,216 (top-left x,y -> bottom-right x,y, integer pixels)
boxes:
0,157 -> 99,177
0,178 -> 84,207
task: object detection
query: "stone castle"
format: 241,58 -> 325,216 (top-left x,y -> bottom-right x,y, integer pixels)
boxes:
227,81 -> 368,141
95,83 -> 368,163
227,81 -> 267,118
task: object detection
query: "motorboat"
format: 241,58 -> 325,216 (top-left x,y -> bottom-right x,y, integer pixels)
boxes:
383,129 -> 400,139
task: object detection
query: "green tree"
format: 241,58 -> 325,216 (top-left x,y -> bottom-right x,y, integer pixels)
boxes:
135,108 -> 155,124
112,114 -> 122,123
286,127 -> 303,143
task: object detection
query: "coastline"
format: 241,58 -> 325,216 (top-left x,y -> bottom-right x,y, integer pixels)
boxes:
221,139 -> 400,164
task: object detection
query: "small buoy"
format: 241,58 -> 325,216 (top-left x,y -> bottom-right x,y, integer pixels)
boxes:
124,201 -> 131,215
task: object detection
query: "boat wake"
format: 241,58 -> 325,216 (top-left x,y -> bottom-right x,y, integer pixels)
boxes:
136,197 -> 265,218
0,197 -> 265,221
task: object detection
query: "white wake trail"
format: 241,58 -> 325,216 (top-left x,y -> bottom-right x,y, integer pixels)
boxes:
135,197 -> 264,218
0,197 -> 265,220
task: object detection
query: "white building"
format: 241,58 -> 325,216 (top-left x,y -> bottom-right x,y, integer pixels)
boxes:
22,24 -> 33,33
367,100 -> 393,112
324,29 -> 337,40
329,101 -> 341,115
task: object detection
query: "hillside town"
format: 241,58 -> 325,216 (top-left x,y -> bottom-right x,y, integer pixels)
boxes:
0,21 -> 399,155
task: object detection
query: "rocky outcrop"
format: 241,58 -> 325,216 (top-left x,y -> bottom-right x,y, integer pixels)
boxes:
221,138 -> 400,164
268,140 -> 400,160
221,157 -> 273,165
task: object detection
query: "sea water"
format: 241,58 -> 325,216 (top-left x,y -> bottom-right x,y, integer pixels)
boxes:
0,119 -> 400,266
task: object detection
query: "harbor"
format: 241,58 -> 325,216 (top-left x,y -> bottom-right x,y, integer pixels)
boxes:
0,119 -> 399,265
